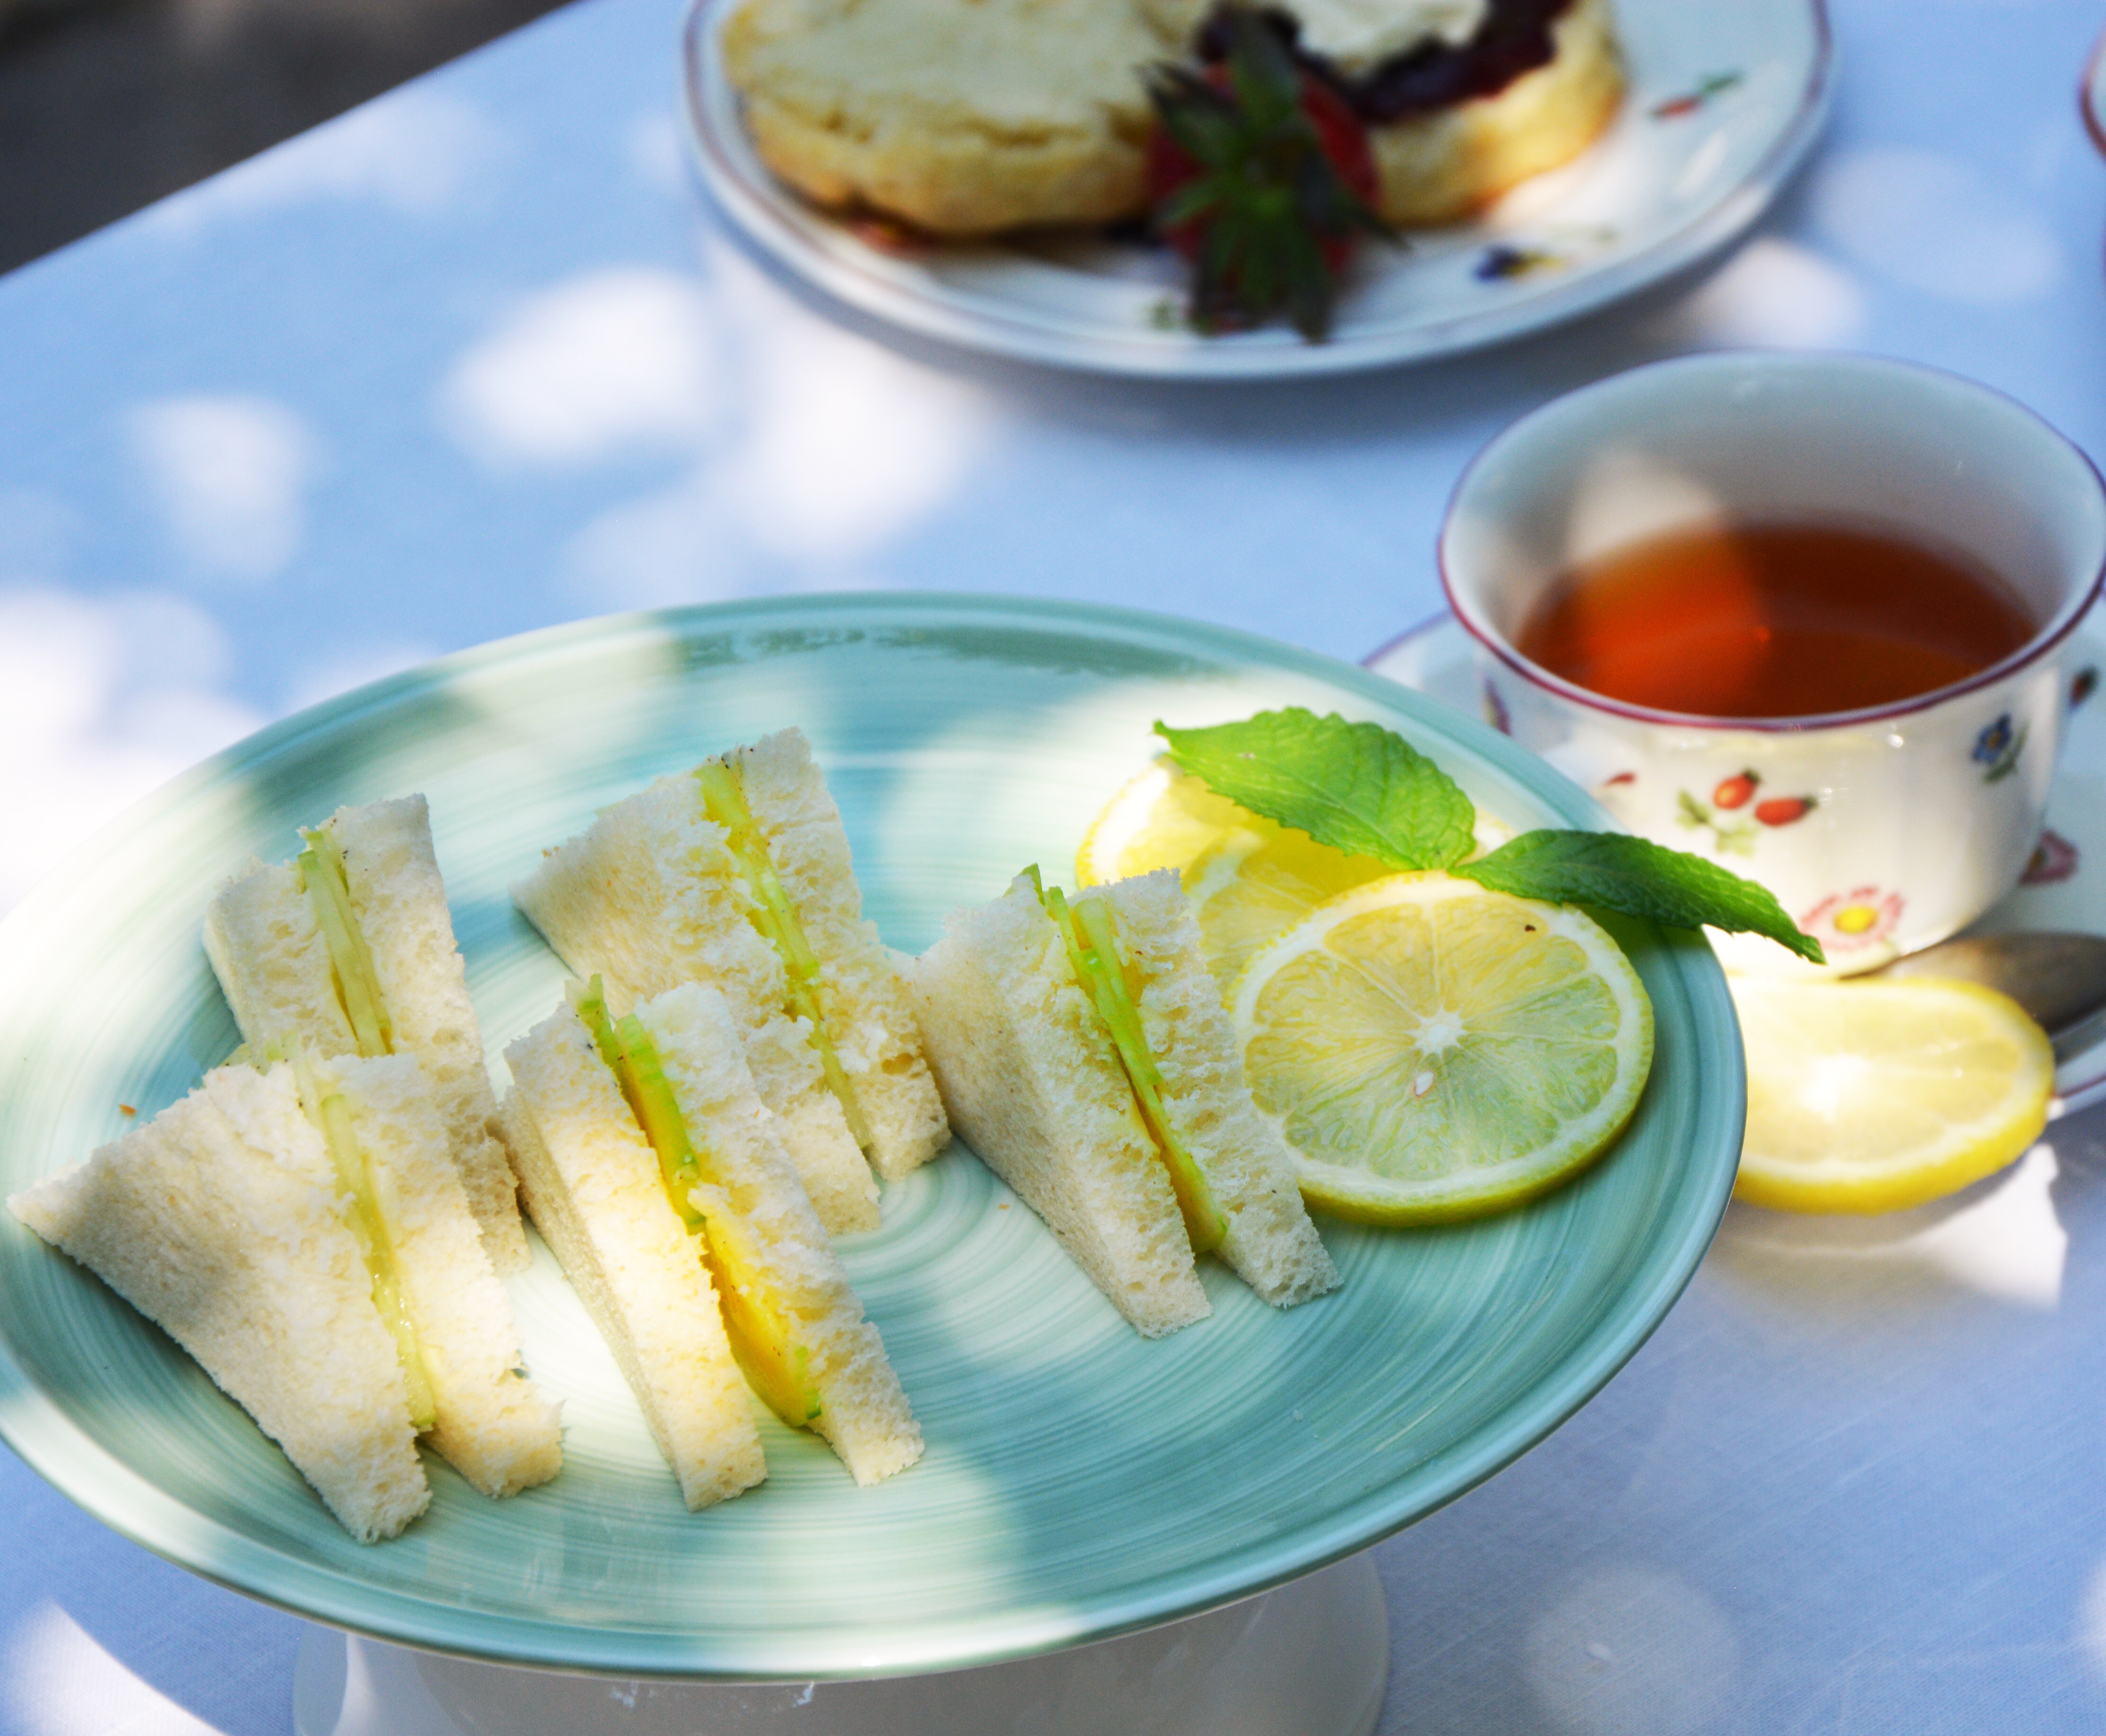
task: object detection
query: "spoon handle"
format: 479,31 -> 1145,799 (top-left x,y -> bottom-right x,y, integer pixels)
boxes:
1870,931 -> 2106,1051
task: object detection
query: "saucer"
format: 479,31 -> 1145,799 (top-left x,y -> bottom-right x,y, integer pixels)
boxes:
1366,612 -> 2106,1113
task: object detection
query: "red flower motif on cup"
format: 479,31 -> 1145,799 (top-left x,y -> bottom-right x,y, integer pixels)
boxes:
1753,795 -> 1816,827
1712,770 -> 1758,810
1799,886 -> 1905,954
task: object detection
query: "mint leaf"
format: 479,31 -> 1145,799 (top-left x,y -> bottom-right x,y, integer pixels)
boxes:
1454,830 -> 1825,964
1155,708 -> 1476,871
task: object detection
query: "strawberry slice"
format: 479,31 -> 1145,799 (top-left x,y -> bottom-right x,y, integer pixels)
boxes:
1145,7 -> 1392,339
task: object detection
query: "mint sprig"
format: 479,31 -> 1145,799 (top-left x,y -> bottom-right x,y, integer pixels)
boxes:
1153,709 -> 1824,963
1156,708 -> 1475,871
1454,831 -> 1822,964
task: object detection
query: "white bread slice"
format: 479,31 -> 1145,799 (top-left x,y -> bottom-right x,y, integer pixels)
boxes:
511,765 -> 881,1235
638,983 -> 923,1486
499,1004 -> 766,1510
729,729 -> 949,1182
203,796 -> 529,1275
903,877 -> 1210,1339
8,1062 -> 430,1543
313,1052 -> 563,1498
1082,872 -> 1338,1309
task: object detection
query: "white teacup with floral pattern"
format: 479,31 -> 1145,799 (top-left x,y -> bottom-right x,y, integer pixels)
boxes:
1440,352 -> 2106,976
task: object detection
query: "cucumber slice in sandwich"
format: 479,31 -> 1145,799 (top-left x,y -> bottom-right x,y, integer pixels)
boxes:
905,868 -> 1339,1339
510,728 -> 950,1235
286,1035 -> 435,1430
8,1054 -> 562,1541
205,795 -> 529,1275
574,978 -> 821,1431
500,979 -> 923,1503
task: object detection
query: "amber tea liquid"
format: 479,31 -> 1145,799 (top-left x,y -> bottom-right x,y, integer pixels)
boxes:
1513,520 -> 2037,718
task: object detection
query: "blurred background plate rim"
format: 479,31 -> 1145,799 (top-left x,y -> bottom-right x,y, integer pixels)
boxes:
680,0 -> 1834,380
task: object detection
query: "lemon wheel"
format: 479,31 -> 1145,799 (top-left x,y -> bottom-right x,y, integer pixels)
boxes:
1232,874 -> 1655,1223
1730,976 -> 2054,1213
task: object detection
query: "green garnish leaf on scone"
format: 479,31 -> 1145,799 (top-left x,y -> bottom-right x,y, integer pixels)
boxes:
1145,4 -> 1393,339
1155,708 -> 1824,962
1157,707 -> 1476,871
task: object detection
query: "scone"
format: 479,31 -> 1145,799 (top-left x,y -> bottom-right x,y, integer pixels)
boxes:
723,0 -> 1177,235
1146,0 -> 1623,225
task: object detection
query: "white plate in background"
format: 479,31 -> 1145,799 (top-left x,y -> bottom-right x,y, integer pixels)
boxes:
682,0 -> 1833,379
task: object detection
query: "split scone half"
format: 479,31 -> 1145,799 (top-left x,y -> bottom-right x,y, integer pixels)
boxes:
722,0 -> 1178,235
204,795 -> 529,1274
905,868 -> 1338,1339
513,728 -> 949,1236
1142,0 -> 1623,225
500,980 -> 923,1505
9,1053 -> 562,1542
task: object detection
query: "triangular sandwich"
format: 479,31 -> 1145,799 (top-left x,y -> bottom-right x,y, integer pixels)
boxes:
511,727 -> 948,1235
9,1052 -> 562,1541
905,867 -> 1338,1338
204,794 -> 528,1273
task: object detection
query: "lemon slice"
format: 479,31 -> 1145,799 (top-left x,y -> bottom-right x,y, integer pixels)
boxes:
1730,976 -> 2054,1213
1079,760 -> 1514,990
1184,828 -> 1394,991
1232,875 -> 1655,1223
1076,764 -> 1252,886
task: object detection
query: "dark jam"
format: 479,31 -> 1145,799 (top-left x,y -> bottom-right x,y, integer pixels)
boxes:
1195,0 -> 1577,125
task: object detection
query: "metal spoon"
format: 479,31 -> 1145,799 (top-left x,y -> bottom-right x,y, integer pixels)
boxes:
1870,931 -> 2106,1055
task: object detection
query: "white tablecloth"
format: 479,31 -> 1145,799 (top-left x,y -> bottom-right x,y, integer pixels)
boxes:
3,0 -> 2104,1728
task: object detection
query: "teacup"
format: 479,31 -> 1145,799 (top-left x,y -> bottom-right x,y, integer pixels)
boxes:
1439,351 -> 2106,976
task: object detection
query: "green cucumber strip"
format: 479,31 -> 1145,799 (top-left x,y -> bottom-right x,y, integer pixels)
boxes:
573,976 -> 625,1071
1027,871 -> 1228,1255
287,1039 -> 437,1432
693,761 -> 874,1152
587,1004 -> 822,1429
613,1012 -> 708,1235
296,829 -> 393,1058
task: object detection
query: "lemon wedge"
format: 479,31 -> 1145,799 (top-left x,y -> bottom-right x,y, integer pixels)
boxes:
1232,874 -> 1655,1223
1730,976 -> 2054,1213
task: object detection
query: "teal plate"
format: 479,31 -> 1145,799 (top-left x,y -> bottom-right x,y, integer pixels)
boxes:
0,594 -> 1743,1679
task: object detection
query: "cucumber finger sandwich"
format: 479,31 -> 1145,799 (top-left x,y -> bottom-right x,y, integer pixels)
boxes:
512,728 -> 949,1236
204,795 -> 529,1274
499,978 -> 923,1508
9,1049 -> 562,1541
906,867 -> 1339,1338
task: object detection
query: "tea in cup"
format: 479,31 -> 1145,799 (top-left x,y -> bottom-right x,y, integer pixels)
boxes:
1439,352 -> 2106,975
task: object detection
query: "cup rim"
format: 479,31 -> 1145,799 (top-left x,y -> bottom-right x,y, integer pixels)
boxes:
1436,350 -> 2106,735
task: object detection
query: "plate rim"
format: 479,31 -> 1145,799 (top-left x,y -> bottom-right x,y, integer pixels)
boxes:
0,590 -> 1744,1677
680,0 -> 1837,380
